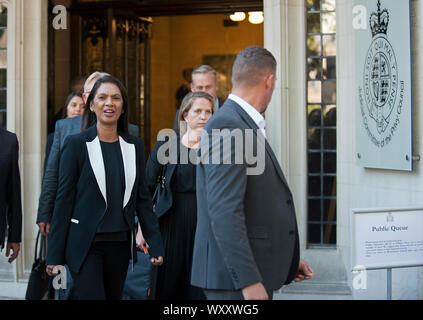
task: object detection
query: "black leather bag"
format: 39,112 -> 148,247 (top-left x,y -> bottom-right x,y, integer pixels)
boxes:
122,214 -> 158,300
122,251 -> 156,300
25,231 -> 49,300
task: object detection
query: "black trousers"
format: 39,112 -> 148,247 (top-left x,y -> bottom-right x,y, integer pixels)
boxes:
70,241 -> 131,300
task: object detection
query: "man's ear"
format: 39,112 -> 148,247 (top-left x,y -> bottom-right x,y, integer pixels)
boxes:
265,74 -> 275,89
190,82 -> 195,92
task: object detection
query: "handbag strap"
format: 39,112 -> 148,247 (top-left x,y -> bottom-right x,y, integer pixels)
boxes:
34,230 -> 47,261
154,165 -> 166,189
159,164 -> 166,187
34,230 -> 41,260
40,234 -> 47,261
152,164 -> 167,203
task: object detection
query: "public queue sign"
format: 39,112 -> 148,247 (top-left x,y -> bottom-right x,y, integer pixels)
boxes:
351,207 -> 423,271
354,0 -> 413,171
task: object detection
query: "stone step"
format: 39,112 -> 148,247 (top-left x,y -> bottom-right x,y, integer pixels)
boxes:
275,280 -> 353,298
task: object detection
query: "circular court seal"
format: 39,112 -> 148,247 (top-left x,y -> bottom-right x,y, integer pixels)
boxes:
363,35 -> 398,135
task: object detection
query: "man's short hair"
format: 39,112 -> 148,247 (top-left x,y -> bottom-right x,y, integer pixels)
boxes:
84,71 -> 111,93
232,46 -> 276,88
192,65 -> 217,83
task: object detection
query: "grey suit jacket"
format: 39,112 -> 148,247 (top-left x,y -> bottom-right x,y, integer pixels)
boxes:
191,99 -> 299,292
37,115 -> 140,223
37,116 -> 82,223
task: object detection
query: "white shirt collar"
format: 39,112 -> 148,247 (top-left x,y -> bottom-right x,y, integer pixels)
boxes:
228,93 -> 266,137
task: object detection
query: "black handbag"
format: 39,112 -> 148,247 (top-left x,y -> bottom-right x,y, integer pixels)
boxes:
122,214 -> 158,300
25,231 -> 49,300
122,250 -> 156,300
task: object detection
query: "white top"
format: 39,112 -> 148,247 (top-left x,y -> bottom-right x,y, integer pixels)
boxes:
228,93 -> 266,138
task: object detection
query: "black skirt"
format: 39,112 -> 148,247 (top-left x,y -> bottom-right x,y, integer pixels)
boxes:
154,154 -> 205,300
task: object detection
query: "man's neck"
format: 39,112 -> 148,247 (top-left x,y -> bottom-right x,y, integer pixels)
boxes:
231,88 -> 263,113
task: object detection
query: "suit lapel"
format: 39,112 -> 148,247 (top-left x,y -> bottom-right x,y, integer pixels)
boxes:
264,139 -> 290,188
229,101 -> 290,187
119,136 -> 136,208
85,124 -> 137,209
86,136 -> 107,206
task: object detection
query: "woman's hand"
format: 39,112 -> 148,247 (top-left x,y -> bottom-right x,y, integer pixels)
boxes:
136,238 -> 150,254
136,223 -> 150,254
151,256 -> 163,266
46,265 -> 59,277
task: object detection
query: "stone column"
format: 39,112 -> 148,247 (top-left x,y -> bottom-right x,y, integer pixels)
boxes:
0,0 -> 48,298
264,0 -> 352,299
264,0 -> 308,254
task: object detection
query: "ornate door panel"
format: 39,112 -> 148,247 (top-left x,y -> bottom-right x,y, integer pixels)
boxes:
70,2 -> 152,150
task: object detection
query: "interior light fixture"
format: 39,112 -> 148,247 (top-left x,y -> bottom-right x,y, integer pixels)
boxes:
230,12 -> 246,22
248,11 -> 264,24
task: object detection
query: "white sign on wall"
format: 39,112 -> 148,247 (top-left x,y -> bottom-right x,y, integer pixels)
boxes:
355,0 -> 413,171
351,207 -> 423,271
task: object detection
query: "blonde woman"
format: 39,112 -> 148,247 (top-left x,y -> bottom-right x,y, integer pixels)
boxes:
146,91 -> 215,300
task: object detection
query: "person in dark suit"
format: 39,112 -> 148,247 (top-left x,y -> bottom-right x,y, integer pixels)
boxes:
173,65 -> 223,132
43,92 -> 85,174
40,92 -> 86,299
146,91 -> 215,300
175,68 -> 193,109
191,46 -> 314,300
37,71 -> 140,235
0,128 -> 22,263
45,75 -> 164,300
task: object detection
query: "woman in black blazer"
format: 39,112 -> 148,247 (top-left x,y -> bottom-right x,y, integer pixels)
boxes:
46,75 -> 164,300
145,91 -> 215,300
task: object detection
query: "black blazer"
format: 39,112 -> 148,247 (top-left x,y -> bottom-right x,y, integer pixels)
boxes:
46,125 -> 164,272
0,128 -> 22,249
146,135 -> 182,219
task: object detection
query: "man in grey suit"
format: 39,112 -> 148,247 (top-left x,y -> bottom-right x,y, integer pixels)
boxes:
173,65 -> 223,132
191,46 -> 314,300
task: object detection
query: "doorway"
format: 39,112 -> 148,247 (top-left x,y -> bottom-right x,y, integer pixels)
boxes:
149,13 -> 263,150
48,0 -> 264,152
